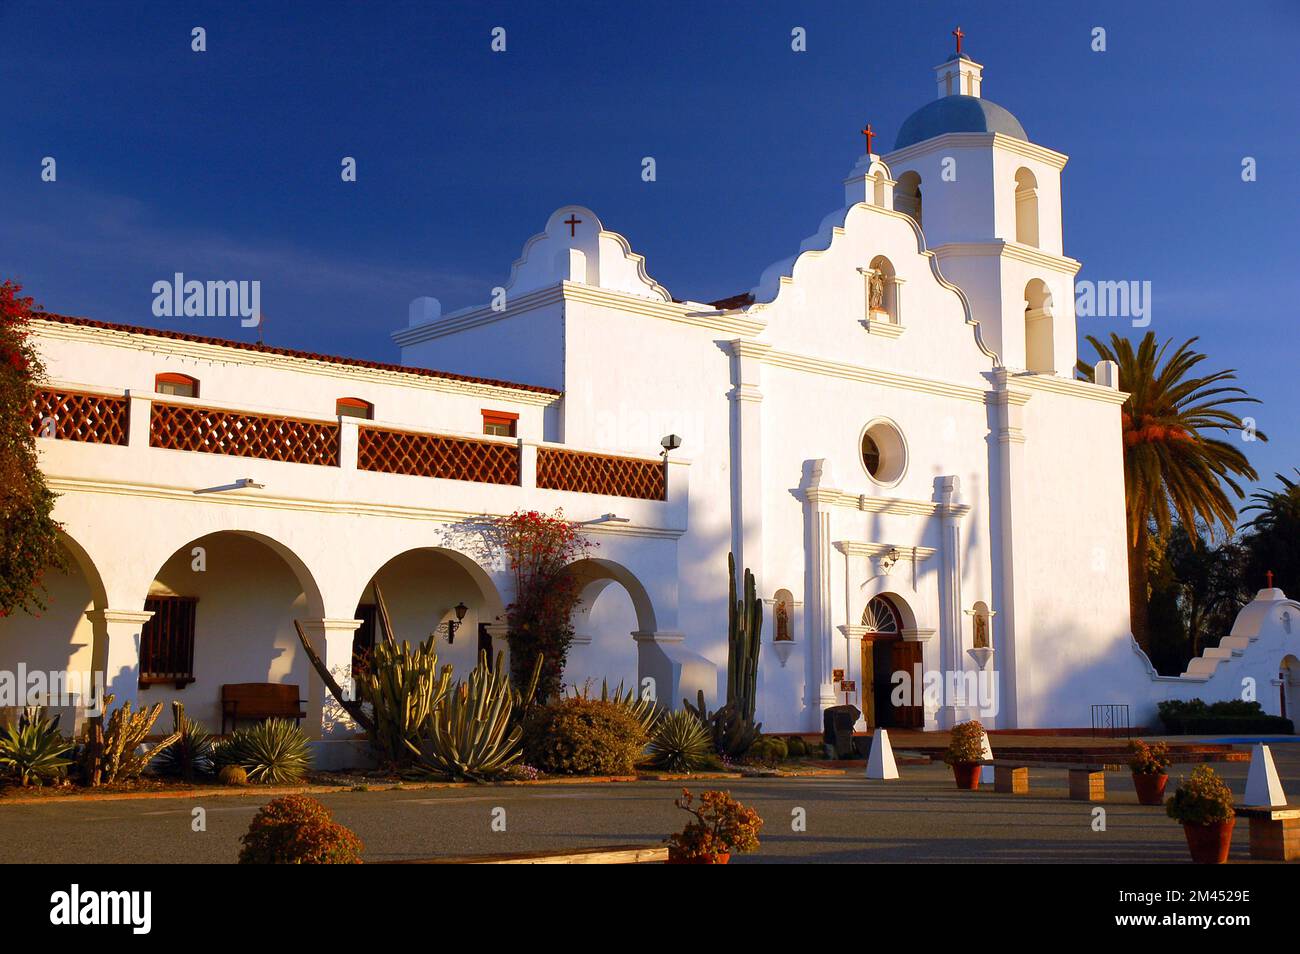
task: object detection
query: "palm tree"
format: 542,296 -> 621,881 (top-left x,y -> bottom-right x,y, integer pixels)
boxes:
1077,333 -> 1263,652
1242,469 -> 1300,598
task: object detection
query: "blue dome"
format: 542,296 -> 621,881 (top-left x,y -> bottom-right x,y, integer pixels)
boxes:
894,95 -> 1027,150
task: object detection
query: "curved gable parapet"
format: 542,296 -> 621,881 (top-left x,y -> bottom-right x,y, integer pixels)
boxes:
749,200 -> 998,365
503,205 -> 671,303
1230,589 -> 1300,641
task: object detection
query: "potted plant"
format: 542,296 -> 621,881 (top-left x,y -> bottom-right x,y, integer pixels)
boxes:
1165,764 -> 1236,864
1128,739 -> 1171,805
665,788 -> 763,864
943,720 -> 986,790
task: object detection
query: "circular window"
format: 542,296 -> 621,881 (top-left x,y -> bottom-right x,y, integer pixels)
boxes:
859,419 -> 907,485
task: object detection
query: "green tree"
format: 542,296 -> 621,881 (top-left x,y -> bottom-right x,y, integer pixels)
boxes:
1078,333 -> 1263,652
0,281 -> 64,617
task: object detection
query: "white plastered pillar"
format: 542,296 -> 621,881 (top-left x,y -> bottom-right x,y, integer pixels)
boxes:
298,618 -> 362,740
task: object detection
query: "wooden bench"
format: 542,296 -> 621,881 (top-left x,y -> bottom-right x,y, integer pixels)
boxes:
220,683 -> 306,734
1235,805 -> 1300,861
981,760 -> 1109,801
388,844 -> 669,865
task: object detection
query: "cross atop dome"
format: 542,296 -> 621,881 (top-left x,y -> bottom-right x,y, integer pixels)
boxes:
934,26 -> 984,98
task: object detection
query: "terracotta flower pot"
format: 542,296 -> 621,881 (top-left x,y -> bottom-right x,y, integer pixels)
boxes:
666,849 -> 730,864
951,762 -> 981,790
1133,772 -> 1168,806
1182,818 -> 1235,864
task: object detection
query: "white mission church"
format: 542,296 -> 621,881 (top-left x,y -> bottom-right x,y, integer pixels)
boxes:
7,41 -> 1297,759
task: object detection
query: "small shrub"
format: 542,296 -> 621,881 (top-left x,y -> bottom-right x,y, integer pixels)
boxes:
648,709 -> 714,773
943,720 -> 986,765
0,711 -> 72,787
523,697 -> 649,776
214,719 -> 312,784
1156,698 -> 1294,735
217,764 -> 249,786
1128,739 -> 1171,775
1165,764 -> 1235,826
746,736 -> 789,764
665,788 -> 763,861
785,736 -> 807,758
238,794 -> 362,864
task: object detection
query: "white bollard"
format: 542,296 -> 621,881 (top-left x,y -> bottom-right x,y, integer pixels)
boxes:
1244,743 -> 1287,807
979,727 -> 995,783
865,728 -> 899,780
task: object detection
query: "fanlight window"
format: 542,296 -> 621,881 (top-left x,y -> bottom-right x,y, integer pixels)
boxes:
861,596 -> 901,634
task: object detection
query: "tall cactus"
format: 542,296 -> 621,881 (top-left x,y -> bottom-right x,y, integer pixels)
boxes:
726,551 -> 762,724
684,553 -> 763,756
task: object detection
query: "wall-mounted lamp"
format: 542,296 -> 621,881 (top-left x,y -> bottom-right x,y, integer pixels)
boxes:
660,434 -> 683,459
879,547 -> 901,574
193,477 -> 266,495
445,602 -> 469,643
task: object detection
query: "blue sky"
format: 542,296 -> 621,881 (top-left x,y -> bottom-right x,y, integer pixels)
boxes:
2,0 -> 1297,500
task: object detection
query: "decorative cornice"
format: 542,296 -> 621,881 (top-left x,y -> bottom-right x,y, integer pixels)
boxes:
391,283 -> 565,347
45,476 -> 685,539
1008,371 -> 1130,405
800,487 -> 971,519
838,624 -> 937,643
884,132 -> 1068,170
833,541 -> 938,561
861,319 -> 906,339
37,320 -> 559,407
760,347 -> 987,403
933,241 -> 1082,276
85,609 -> 154,625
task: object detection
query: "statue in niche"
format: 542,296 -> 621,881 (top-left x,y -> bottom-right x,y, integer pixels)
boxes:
867,269 -> 886,316
973,612 -> 990,649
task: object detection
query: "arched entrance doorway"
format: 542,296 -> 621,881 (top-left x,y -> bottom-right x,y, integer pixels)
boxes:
860,595 -> 922,729
560,558 -> 657,697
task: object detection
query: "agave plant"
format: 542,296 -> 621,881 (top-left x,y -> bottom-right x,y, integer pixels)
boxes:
648,709 -> 714,773
214,719 -> 312,785
407,651 -> 535,782
359,634 -> 453,768
0,711 -> 72,786
155,702 -> 215,781
566,678 -> 659,736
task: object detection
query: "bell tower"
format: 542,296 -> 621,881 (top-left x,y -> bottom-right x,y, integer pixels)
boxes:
884,29 -> 1079,374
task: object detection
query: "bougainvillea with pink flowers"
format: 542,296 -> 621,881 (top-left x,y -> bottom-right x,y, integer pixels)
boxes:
491,509 -> 594,700
0,281 -> 64,617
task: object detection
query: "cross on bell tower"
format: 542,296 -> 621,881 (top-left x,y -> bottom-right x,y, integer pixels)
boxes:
952,25 -> 964,55
934,26 -> 984,98
861,123 -> 877,156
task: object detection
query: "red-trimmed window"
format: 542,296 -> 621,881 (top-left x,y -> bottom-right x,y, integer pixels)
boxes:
482,409 -> 518,438
336,397 -> 374,420
155,372 -> 199,398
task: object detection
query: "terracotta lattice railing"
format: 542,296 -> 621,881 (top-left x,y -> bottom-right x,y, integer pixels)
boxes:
356,426 -> 520,485
150,401 -> 340,466
30,388 -> 130,445
536,447 -> 666,500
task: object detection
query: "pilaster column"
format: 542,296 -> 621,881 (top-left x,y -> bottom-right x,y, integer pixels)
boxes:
935,476 -> 967,728
85,608 -> 152,712
519,440 -> 538,489
801,459 -> 841,718
339,418 -> 359,471
726,339 -> 770,585
298,618 -> 362,739
989,375 -> 1033,726
123,391 -> 151,448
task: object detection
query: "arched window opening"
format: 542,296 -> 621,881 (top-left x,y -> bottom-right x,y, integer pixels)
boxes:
1024,279 -> 1055,373
155,372 -> 199,398
336,397 -> 374,420
861,595 -> 901,634
1014,168 -> 1040,248
895,171 -> 922,228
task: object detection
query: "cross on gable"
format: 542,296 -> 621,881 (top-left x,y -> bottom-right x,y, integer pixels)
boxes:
953,25 -> 964,55
1267,569 -> 1275,589
861,123 -> 876,155
564,214 -> 582,237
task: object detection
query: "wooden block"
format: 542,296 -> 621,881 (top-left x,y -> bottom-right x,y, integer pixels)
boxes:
1248,816 -> 1300,862
995,765 -> 1029,794
1068,769 -> 1105,801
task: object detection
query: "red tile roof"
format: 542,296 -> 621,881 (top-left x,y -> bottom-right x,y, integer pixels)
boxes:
708,291 -> 755,310
27,312 -> 562,396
